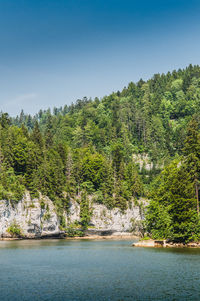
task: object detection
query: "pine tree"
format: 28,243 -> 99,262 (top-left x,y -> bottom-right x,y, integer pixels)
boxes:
31,121 -> 44,148
183,116 -> 200,216
45,115 -> 54,147
80,191 -> 91,230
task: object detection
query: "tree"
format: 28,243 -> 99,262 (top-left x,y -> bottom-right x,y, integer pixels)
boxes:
146,160 -> 198,242
125,161 -> 143,199
183,116 -> 200,216
45,115 -> 54,147
31,121 -> 44,148
80,191 -> 91,230
0,113 -> 11,128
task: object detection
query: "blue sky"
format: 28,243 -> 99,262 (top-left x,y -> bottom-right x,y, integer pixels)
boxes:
0,0 -> 200,116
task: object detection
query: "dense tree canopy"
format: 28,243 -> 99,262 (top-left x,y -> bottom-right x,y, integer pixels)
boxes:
1,64 -> 200,237
146,117 -> 200,242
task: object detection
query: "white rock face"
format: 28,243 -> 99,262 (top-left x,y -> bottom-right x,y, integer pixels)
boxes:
0,192 -> 60,238
0,193 -> 145,238
66,199 -> 80,223
90,203 -> 142,232
65,199 -> 145,235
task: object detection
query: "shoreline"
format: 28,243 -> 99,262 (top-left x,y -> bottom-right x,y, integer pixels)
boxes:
66,234 -> 139,240
0,234 -> 140,241
2,236 -> 200,247
132,239 -> 200,248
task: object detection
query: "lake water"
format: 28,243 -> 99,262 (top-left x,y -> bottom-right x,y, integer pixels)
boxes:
0,239 -> 200,300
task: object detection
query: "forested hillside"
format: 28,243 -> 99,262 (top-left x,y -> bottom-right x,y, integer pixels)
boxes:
1,64 -> 200,236
13,64 -> 200,159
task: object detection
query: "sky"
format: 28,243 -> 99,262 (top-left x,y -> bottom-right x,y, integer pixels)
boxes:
0,0 -> 200,116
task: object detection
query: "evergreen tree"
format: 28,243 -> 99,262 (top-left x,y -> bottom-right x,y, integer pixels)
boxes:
31,121 -> 44,148
183,116 -> 200,215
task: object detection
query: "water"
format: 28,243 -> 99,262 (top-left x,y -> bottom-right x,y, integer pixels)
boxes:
0,239 -> 200,300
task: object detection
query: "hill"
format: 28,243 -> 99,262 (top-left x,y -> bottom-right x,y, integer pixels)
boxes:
1,64 -> 200,236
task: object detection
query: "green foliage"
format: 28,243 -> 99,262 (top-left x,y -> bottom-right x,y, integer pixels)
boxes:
140,236 -> 151,241
40,199 -> 46,209
2,64 -> 200,234
80,191 -> 92,230
43,212 -> 51,221
65,223 -> 84,237
146,157 -> 200,242
125,161 -> 143,198
145,200 -> 173,240
7,222 -> 22,237
145,111 -> 200,243
0,165 -> 25,201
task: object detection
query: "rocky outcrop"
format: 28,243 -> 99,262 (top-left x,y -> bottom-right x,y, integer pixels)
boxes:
90,203 -> 142,232
65,198 -> 145,235
132,153 -> 164,171
132,239 -> 156,247
132,240 -> 200,248
133,240 -> 167,247
0,193 -> 145,238
0,192 -> 61,238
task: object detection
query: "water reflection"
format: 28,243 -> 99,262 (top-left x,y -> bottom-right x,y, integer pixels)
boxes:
0,239 -> 199,300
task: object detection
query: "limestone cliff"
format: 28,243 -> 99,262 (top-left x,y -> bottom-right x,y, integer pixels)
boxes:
0,192 -> 145,238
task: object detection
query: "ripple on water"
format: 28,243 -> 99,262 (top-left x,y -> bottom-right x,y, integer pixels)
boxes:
0,240 -> 200,300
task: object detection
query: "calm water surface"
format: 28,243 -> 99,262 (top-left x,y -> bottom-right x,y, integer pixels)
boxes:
0,239 -> 200,300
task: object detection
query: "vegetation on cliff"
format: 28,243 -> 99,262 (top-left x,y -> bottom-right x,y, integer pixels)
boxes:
1,64 -> 200,237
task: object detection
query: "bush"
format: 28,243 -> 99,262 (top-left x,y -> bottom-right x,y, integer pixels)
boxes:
43,212 -> 51,221
65,224 -> 84,237
40,199 -> 46,209
7,222 -> 22,237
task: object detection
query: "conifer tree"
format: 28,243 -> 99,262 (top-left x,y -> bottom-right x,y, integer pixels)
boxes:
31,121 -> 44,148
183,116 -> 200,215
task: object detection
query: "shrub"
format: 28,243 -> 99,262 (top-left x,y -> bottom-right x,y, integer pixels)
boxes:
7,222 -> 22,237
43,212 -> 51,221
65,224 -> 84,237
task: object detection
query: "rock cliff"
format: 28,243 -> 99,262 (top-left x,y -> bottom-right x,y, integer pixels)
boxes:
0,192 -> 145,238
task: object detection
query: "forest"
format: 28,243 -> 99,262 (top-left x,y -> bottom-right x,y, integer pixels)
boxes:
1,64 -> 200,241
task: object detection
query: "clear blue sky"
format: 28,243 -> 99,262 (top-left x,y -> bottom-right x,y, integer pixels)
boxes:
0,0 -> 200,116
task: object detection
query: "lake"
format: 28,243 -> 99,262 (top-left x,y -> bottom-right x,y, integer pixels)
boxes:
0,239 -> 200,300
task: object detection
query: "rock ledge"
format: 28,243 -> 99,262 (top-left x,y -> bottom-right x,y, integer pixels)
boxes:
132,240 -> 200,248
